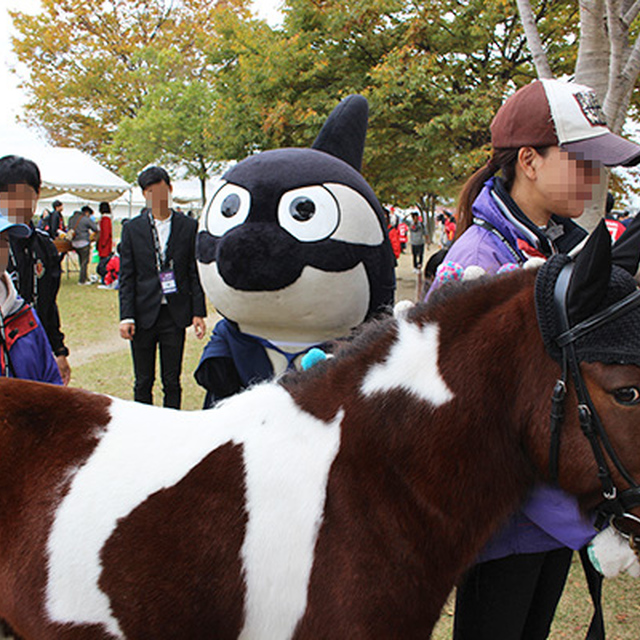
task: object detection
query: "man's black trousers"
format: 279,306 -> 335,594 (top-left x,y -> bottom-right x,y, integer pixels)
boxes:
130,305 -> 186,409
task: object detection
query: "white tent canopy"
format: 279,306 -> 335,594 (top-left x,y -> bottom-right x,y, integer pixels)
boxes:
1,122 -> 226,212
34,147 -> 131,202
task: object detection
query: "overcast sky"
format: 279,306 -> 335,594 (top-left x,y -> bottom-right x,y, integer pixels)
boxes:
0,0 -> 283,146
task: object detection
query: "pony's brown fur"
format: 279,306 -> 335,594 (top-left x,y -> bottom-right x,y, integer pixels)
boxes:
0,268 -> 639,638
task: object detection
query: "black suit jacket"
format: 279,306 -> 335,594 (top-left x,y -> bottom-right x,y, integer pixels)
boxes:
119,209 -> 206,330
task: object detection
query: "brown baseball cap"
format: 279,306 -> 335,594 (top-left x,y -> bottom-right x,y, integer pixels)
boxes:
491,79 -> 640,167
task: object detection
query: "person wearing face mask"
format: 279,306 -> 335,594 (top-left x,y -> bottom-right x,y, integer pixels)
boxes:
0,210 -> 62,384
426,79 -> 640,640
118,166 -> 206,409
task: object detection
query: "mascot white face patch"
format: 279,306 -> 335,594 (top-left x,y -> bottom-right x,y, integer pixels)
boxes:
199,262 -> 370,342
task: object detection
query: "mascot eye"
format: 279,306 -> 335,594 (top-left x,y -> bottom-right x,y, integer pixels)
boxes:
203,183 -> 251,237
290,197 -> 316,221
278,186 -> 339,242
613,387 -> 640,406
221,194 -> 241,218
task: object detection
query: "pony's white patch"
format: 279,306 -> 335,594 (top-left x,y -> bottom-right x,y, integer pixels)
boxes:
45,385 -> 342,640
393,299 -> 414,320
360,320 -> 454,406
523,257 -> 545,270
239,407 -> 343,639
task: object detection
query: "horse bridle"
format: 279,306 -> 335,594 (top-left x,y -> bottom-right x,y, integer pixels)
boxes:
549,260 -> 640,546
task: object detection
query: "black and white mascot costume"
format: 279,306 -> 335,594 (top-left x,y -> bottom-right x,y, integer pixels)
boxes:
195,95 -> 396,407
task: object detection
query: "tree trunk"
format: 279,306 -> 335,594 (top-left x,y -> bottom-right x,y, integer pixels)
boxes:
515,0 -> 553,78
515,0 -> 640,231
199,155 -> 208,206
574,1 -> 609,97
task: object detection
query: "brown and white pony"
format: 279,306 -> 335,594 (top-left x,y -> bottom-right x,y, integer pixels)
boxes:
1,224 -> 640,639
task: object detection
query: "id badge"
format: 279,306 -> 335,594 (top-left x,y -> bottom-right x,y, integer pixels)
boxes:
159,270 -> 178,295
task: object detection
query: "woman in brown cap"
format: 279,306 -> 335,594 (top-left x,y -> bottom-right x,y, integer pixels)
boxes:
426,79 -> 640,640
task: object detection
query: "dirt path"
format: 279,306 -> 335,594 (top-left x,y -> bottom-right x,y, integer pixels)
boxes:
395,244 -> 438,303
69,327 -> 128,367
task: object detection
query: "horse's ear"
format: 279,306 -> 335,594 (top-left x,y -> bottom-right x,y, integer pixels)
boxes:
612,214 -> 640,276
312,95 -> 368,172
566,220 -> 612,324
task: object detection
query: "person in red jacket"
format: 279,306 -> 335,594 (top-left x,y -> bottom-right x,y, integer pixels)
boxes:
604,193 -> 626,242
97,201 -> 113,284
397,218 -> 408,252
384,209 -> 401,261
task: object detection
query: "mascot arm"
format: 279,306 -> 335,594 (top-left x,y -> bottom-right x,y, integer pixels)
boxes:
194,356 -> 244,407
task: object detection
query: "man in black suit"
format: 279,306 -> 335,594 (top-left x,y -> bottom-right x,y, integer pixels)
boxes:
119,166 -> 206,408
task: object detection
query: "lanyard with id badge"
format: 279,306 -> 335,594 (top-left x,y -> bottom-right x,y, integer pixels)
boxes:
149,212 -> 178,295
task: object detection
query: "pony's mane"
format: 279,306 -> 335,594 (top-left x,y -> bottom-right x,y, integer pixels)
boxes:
422,267 -> 538,321
281,314 -> 396,388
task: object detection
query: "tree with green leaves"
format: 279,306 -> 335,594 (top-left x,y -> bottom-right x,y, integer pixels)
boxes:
209,0 -> 578,226
10,0 -> 242,183
107,48 -> 223,202
12,0 -> 580,216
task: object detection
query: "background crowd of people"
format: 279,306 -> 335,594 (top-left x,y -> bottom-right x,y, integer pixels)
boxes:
38,198 -> 114,286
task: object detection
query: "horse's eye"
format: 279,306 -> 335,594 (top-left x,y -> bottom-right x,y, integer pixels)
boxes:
613,387 -> 640,406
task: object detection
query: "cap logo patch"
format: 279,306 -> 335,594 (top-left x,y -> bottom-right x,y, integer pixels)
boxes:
574,91 -> 608,127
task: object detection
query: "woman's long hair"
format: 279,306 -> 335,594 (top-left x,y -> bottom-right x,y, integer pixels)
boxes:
456,148 -> 519,238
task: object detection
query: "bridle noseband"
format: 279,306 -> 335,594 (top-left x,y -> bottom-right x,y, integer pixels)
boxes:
550,261 -> 640,543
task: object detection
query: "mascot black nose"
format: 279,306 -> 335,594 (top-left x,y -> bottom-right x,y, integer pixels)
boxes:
214,223 -> 305,291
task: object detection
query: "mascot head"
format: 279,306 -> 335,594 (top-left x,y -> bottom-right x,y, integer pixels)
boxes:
196,95 -> 396,344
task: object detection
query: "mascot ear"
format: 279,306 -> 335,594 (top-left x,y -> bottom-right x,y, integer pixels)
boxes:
312,94 -> 368,171
612,214 -> 640,276
566,220 -> 612,324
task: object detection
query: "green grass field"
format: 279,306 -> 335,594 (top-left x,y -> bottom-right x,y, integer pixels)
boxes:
57,257 -> 640,639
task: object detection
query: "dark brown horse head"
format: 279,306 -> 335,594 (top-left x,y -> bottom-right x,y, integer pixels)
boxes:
534,218 -> 640,535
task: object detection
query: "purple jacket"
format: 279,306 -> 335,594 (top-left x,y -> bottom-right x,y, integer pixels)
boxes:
428,178 -> 595,561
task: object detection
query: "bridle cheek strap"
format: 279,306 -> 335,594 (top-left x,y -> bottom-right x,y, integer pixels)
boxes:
551,262 -> 640,529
